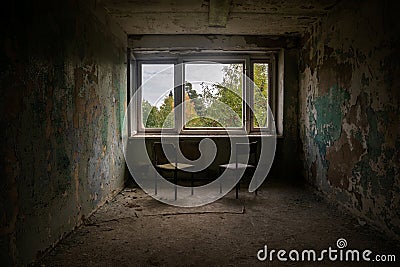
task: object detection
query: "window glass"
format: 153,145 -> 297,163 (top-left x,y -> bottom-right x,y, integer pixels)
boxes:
141,64 -> 174,128
184,63 -> 243,128
253,63 -> 269,128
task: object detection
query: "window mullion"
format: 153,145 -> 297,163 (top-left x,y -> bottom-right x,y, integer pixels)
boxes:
245,57 -> 251,134
137,62 -> 144,133
270,54 -> 276,130
174,58 -> 184,133
130,58 -> 138,135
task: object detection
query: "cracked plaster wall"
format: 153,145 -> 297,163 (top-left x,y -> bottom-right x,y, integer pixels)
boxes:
0,0 -> 127,264
299,0 -> 400,239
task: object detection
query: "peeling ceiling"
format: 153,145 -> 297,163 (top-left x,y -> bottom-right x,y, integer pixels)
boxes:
100,0 -> 341,36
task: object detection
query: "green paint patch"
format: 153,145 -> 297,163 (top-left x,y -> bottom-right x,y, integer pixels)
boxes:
113,73 -> 126,136
310,84 -> 350,157
119,82 -> 126,135
353,107 -> 399,196
361,73 -> 370,87
366,107 -> 384,159
354,130 -> 363,144
102,110 -> 109,146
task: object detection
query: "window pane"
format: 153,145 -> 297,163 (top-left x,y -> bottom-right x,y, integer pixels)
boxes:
184,63 -> 243,128
141,64 -> 174,128
253,63 -> 269,128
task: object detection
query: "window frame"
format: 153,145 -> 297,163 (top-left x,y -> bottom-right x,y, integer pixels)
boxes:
182,57 -> 246,134
249,57 -> 274,133
131,52 -> 280,136
137,60 -> 177,133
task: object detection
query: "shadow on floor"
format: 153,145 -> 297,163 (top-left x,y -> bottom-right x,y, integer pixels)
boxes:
39,178 -> 399,266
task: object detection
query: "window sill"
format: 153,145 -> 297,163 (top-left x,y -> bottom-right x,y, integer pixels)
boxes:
129,133 -> 277,139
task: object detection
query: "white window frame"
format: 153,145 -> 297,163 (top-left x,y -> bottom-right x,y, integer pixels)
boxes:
136,60 -> 177,134
129,52 -> 282,136
249,57 -> 274,133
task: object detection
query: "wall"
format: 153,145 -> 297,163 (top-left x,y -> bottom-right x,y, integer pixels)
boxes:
271,48 -> 301,180
299,0 -> 400,239
0,0 -> 127,264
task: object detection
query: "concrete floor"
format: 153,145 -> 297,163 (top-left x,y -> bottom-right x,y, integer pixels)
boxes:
39,179 -> 399,266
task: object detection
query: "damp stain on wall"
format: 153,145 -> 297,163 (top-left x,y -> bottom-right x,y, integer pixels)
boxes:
0,0 -> 126,264
299,0 -> 400,239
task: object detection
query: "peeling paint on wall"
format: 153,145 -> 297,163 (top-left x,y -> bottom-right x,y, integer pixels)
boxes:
0,0 -> 126,264
310,84 -> 350,158
299,0 -> 400,240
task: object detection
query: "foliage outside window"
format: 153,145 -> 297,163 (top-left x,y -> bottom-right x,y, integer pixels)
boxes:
134,55 -> 273,134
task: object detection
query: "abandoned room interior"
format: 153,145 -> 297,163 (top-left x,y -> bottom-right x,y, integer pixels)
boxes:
1,0 -> 399,265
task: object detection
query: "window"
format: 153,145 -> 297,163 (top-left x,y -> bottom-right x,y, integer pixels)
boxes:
140,63 -> 175,129
130,53 -> 282,135
184,62 -> 244,129
252,62 -> 269,129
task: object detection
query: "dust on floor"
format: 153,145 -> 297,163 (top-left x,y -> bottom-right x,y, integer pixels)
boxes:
39,180 -> 399,266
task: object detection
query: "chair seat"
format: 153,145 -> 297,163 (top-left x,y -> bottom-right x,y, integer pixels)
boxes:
156,162 -> 194,170
219,163 -> 255,169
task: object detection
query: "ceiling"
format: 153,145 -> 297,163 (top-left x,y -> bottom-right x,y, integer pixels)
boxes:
100,0 -> 341,36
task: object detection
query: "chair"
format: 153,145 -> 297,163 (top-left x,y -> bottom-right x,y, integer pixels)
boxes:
153,142 -> 194,200
219,141 -> 258,199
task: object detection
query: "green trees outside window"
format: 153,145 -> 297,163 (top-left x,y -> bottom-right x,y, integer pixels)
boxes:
141,62 -> 269,129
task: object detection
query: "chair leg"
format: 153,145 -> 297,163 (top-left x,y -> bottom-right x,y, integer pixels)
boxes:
154,170 -> 157,195
191,173 -> 194,195
174,169 -> 177,200
235,168 -> 239,199
219,168 -> 222,194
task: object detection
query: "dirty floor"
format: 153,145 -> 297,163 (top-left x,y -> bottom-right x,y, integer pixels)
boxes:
39,179 -> 399,266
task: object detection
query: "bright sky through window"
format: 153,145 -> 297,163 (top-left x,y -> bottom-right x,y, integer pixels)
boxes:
185,64 -> 224,93
141,64 -> 174,107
